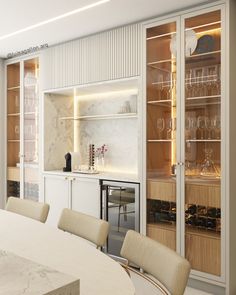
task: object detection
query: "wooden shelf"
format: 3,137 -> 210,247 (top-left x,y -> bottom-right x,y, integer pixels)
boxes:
7,113 -> 20,117
187,50 -> 221,59
186,95 -> 221,107
186,139 -> 221,142
146,31 -> 176,41
147,58 -> 176,66
185,20 -> 221,32
148,139 -> 173,143
59,113 -> 138,121
8,139 -> 20,143
7,167 -> 20,182
7,86 -> 20,91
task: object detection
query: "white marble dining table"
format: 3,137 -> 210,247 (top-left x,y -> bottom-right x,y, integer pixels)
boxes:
0,209 -> 135,295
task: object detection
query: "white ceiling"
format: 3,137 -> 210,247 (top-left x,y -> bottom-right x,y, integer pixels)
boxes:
0,0 -> 212,58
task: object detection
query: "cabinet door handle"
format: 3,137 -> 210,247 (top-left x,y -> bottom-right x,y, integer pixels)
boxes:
176,162 -> 184,166
65,177 -> 68,180
73,178 -> 76,181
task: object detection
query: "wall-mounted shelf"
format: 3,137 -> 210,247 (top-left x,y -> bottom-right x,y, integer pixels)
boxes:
147,58 -> 176,66
7,113 -> 20,117
59,112 -> 138,121
147,99 -> 176,107
7,86 -> 20,91
7,140 -> 20,143
187,50 -> 221,59
148,139 -> 173,143
186,139 -> 221,143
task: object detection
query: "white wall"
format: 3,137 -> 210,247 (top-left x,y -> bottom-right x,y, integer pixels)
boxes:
0,59 -> 5,208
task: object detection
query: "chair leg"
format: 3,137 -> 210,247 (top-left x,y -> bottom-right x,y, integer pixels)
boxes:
118,204 -> 121,232
124,204 -> 127,221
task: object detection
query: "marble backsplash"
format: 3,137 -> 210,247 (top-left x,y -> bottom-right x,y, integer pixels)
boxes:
44,93 -> 73,171
44,90 -> 139,174
76,91 -> 139,173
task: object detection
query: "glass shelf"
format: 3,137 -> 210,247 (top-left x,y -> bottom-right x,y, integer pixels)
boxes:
185,20 -> 221,32
186,139 -> 221,142
7,113 -> 20,117
59,113 -> 138,121
148,139 -> 173,143
147,99 -> 176,107
146,31 -> 176,41
147,58 -> 176,66
7,86 -> 20,91
8,140 -> 20,143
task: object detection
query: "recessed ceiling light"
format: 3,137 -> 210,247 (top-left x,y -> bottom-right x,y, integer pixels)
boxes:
0,0 -> 110,41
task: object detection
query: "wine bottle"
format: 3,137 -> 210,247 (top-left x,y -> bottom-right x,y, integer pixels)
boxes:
185,204 -> 197,215
207,207 -> 217,218
161,201 -> 170,211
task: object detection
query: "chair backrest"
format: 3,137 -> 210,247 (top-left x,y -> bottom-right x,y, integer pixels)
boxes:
5,197 -> 50,223
58,208 -> 109,248
120,230 -> 191,295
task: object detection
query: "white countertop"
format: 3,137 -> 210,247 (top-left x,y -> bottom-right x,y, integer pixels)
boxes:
0,210 -> 135,295
0,250 -> 80,295
43,170 -> 140,183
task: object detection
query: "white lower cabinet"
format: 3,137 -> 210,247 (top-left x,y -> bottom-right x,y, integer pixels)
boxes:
43,174 -> 100,227
71,177 -> 100,218
44,175 -> 69,226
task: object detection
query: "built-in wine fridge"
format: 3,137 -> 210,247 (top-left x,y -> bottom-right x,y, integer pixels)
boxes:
100,180 -> 140,257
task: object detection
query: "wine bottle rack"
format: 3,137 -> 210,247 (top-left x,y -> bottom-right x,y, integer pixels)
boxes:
147,199 -> 221,233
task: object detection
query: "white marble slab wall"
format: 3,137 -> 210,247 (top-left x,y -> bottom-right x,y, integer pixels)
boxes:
76,91 -> 138,174
44,94 -> 73,171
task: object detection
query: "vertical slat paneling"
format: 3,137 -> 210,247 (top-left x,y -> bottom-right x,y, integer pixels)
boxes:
41,23 -> 141,90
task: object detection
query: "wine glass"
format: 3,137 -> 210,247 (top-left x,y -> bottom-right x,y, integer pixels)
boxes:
185,117 -> 191,140
157,74 -> 164,101
205,116 -> 212,139
166,118 -> 173,140
197,116 -> 205,139
213,115 -> 221,139
157,118 -> 165,139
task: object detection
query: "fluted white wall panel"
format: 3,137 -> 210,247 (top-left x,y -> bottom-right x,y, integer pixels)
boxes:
41,23 -> 141,90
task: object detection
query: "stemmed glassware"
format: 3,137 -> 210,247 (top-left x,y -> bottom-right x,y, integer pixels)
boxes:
157,118 -> 165,139
212,115 -> 221,139
197,116 -> 205,139
166,118 -> 174,139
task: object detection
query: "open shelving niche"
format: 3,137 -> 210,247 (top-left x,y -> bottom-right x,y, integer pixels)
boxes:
43,77 -> 140,174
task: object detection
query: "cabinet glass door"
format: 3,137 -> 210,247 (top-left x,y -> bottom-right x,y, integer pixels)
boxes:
146,21 -> 178,251
7,63 -> 21,199
23,58 -> 39,201
184,10 -> 222,276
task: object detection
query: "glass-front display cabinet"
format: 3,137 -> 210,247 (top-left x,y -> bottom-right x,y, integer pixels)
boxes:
7,58 -> 39,202
145,7 -> 223,281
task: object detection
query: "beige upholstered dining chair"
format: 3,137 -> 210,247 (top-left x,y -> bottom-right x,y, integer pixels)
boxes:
5,197 -> 50,223
120,230 -> 191,295
58,208 -> 109,249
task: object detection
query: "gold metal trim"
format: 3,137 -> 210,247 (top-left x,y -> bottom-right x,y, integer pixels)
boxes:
120,262 -> 170,295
